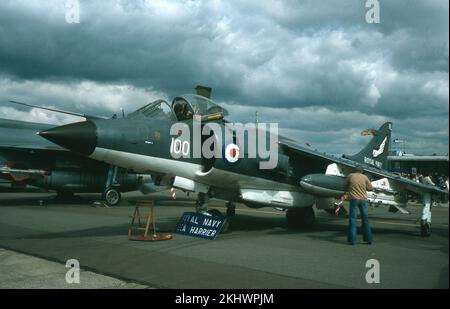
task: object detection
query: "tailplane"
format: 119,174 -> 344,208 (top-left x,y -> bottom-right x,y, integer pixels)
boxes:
343,122 -> 392,170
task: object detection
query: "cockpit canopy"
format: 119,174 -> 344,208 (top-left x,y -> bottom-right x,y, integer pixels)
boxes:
128,94 -> 228,122
172,94 -> 228,121
127,99 -> 176,120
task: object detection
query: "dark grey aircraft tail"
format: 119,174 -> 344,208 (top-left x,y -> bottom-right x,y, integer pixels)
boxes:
343,122 -> 392,170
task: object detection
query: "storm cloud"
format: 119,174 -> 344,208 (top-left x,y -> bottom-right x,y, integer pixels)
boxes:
0,0 -> 448,155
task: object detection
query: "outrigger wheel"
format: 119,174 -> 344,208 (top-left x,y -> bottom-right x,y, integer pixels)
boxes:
103,187 -> 121,206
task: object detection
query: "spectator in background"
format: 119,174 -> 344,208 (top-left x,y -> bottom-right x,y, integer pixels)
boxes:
418,174 -> 424,184
420,172 -> 438,237
423,172 -> 436,186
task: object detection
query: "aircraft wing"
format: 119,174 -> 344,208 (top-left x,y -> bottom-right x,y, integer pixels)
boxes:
279,139 -> 449,196
0,144 -> 66,152
0,118 -> 67,151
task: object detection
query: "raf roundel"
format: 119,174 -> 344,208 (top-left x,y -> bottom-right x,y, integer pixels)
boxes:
225,143 -> 240,164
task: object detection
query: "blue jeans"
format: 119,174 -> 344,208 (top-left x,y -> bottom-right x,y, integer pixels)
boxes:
348,199 -> 372,244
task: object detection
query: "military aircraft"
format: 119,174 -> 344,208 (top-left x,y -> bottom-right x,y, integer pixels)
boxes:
0,117 -> 155,205
37,87 -> 448,235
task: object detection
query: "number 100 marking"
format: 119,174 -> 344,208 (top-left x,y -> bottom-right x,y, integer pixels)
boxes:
170,138 -> 190,156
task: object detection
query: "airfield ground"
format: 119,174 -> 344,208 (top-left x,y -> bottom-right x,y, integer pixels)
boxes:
0,191 -> 448,289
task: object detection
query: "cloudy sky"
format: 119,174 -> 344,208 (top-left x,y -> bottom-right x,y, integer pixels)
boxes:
0,0 -> 448,156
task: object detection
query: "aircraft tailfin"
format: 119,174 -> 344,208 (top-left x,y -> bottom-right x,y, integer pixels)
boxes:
343,122 -> 392,170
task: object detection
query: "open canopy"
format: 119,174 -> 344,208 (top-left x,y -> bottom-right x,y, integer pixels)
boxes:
128,94 -> 228,122
127,99 -> 176,120
172,94 -> 228,121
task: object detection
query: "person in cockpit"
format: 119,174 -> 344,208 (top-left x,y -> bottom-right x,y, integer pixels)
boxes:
183,105 -> 194,120
174,101 -> 194,121
174,102 -> 185,120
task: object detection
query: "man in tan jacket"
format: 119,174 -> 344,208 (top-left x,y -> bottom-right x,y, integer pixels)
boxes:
345,166 -> 374,245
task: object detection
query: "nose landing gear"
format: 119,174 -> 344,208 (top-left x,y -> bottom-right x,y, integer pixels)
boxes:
103,187 -> 121,206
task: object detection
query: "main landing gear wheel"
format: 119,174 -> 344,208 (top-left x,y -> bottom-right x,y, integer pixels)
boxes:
286,207 -> 315,230
207,209 -> 230,234
103,187 -> 121,206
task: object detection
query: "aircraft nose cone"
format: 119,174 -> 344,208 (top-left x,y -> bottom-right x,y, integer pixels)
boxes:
38,121 -> 97,155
